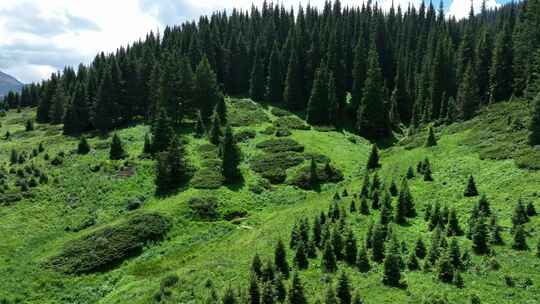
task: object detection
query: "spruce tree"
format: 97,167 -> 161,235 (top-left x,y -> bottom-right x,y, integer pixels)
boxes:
331,227 -> 344,261
425,125 -> 437,147
222,286 -> 237,304
222,126 -> 241,183
512,199 -> 530,229
446,209 -> 462,237
195,110 -> 206,138
324,287 -> 338,304
109,133 -> 127,160
309,158 -> 318,187
166,136 -> 189,188
437,250 -> 454,283
195,56 -> 223,121
464,175 -> 479,197
526,201 -> 537,217
406,166 -> 415,179
261,283 -> 274,304
371,223 -> 386,263
273,274 -> 287,303
288,273 -> 307,304
472,216 -> 490,255
25,119 -> 34,132
489,24 -> 514,103
274,239 -> 289,278
477,195 -> 491,215
344,229 -> 357,265
251,254 -> 263,278
389,180 -> 398,196
336,272 -> 352,304
406,250 -> 419,271
382,236 -> 402,287
294,241 -> 309,270
214,98 -> 227,125
489,215 -> 504,245
357,44 -> 391,138
208,112 -> 222,145
360,198 -> 370,215
306,62 -> 330,125
143,133 -> 152,155
250,56 -> 266,102
77,137 -> 91,155
398,178 -> 415,218
152,108 -> 175,153
366,145 -> 380,170
322,241 -> 337,273
448,238 -> 462,270
512,225 -> 528,251
415,237 -> 427,259
249,275 -> 261,304
352,292 -> 365,304
356,244 -> 370,273
457,64 -> 479,120
529,93 -> 540,146
453,271 -> 465,289
63,82 -> 90,135
50,84 -> 67,125
266,43 -> 283,104
284,46 -> 306,111
360,173 -> 370,198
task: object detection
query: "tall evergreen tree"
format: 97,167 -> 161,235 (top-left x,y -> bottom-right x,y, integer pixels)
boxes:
195,56 -> 223,121
357,44 -> 391,139
382,236 -> 402,287
109,133 -> 127,160
457,64 -> 479,120
288,273 -> 307,304
336,272 -> 352,304
250,55 -> 266,102
274,239 -> 290,278
366,144 -> 380,170
222,126 -> 241,183
529,93 -> 540,146
306,62 -> 330,125
489,24 -> 514,103
266,43 -> 284,104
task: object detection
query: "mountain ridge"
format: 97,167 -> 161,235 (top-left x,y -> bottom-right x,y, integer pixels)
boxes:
0,71 -> 23,97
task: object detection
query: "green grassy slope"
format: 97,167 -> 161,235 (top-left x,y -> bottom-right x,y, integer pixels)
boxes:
0,99 -> 539,304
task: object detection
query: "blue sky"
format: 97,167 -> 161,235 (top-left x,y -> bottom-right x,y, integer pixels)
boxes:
0,0 -> 512,83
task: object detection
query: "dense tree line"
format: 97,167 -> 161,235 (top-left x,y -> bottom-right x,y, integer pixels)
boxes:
2,0 -> 540,140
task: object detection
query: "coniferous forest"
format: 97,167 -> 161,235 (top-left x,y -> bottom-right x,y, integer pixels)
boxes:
1,0 -> 540,303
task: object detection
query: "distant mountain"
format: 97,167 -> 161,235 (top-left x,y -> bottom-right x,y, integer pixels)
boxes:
0,71 -> 23,96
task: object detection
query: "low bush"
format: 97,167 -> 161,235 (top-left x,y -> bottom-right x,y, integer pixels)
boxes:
228,99 -> 270,126
515,148 -> 540,170
274,116 -> 310,130
270,107 -> 293,117
260,126 -> 276,135
188,197 -> 220,220
255,138 -> 304,153
191,167 -> 224,189
47,213 -> 171,274
250,151 -> 305,184
288,162 -> 344,190
197,144 -> 219,160
275,128 -> 292,137
235,129 -> 256,142
223,208 -> 248,221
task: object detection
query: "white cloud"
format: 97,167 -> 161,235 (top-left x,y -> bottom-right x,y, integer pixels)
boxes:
448,0 -> 500,20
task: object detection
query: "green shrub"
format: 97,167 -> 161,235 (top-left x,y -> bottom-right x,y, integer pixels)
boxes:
51,155 -> 64,166
197,144 -> 219,160
223,208 -> 248,221
228,99 -> 270,126
274,116 -> 310,130
260,126 -> 276,135
275,128 -> 292,137
188,197 -> 220,220
515,148 -> 540,170
270,107 -> 293,117
191,167 -> 224,189
256,138 -> 304,153
235,129 -> 256,142
46,213 -> 170,274
288,162 -> 344,189
250,152 -> 305,184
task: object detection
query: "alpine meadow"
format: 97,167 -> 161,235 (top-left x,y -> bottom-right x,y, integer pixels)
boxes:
3,0 -> 540,303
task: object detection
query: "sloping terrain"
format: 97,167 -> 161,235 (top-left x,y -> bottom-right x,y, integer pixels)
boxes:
0,71 -> 23,96
0,99 -> 539,304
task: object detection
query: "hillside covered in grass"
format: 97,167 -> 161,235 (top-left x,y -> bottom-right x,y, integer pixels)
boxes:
1,98 -> 540,304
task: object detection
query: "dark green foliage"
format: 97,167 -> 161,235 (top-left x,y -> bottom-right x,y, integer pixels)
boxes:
195,111 -> 206,138
274,116 -> 310,130
109,134 -> 127,160
371,223 -> 386,263
274,239 -> 289,278
457,64 -> 479,120
425,126 -> 437,147
512,199 -> 530,229
398,178 -> 415,218
344,229 -> 357,265
306,62 -> 330,125
47,213 -> 170,274
256,138 -> 304,154
446,209 -> 462,237
322,241 -> 337,273
294,241 -> 309,270
437,251 -> 454,283
336,272 -> 352,304
288,161 -> 343,190
360,173 -> 370,198
464,175 -> 479,197
284,46 -> 306,112
266,43 -> 283,104
406,166 -> 415,179
195,56 -> 223,121
453,271 -> 465,288
50,84 -> 67,124
356,244 -> 370,273
142,133 -> 152,155
477,195 -> 491,216
407,250 -> 419,271
77,137 -> 90,155
288,273 -> 307,304
261,282 -> 274,304
472,216 -> 490,255
389,180 -> 398,196
251,254 -> 263,278
250,56 -> 266,102
382,237 -> 402,287
249,275 -> 260,304
324,287 -> 338,304
530,94 -> 540,145
489,24 -> 513,103
222,126 -> 241,183
250,151 -> 304,184
222,286 -> 237,304
360,198 -> 370,215
415,237 -> 427,259
366,145 -> 380,170
489,215 -> 504,245
208,112 -> 223,145
512,225 -> 528,250
448,238 -> 462,270
214,98 -> 227,125
155,137 -> 189,194
357,45 -> 390,139
25,119 -> 34,131
526,201 -> 537,216
188,197 -> 219,220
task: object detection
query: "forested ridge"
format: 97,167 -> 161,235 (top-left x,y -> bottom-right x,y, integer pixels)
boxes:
2,0 -> 540,139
